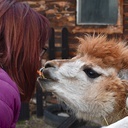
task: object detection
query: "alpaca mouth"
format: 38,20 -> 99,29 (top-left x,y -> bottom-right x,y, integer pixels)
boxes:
37,76 -> 54,82
37,74 -> 56,83
39,76 -> 55,82
37,68 -> 58,83
37,68 -> 53,81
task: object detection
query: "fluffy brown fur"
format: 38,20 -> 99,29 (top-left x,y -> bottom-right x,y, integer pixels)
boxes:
76,35 -> 128,123
77,35 -> 128,70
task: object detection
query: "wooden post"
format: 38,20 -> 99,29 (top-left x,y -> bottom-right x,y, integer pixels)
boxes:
18,102 -> 30,120
48,28 -> 55,60
36,82 -> 43,117
62,27 -> 69,59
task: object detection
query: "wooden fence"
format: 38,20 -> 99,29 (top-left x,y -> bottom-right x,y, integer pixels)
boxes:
18,27 -> 69,120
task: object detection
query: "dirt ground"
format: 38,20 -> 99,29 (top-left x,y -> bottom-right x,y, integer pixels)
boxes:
16,115 -> 55,128
16,115 -> 100,128
16,97 -> 56,128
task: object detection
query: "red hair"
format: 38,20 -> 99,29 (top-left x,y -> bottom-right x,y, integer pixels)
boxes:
0,0 -> 50,102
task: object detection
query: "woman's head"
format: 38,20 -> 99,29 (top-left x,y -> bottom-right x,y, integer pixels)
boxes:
0,0 -> 50,101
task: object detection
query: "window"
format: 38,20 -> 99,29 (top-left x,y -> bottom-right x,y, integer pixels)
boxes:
76,0 -> 123,34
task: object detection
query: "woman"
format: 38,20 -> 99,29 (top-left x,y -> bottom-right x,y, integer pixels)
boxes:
0,0 -> 50,127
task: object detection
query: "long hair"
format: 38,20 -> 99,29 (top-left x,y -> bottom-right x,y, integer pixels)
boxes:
0,0 -> 50,102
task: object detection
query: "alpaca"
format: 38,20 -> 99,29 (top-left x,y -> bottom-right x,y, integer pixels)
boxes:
38,35 -> 128,128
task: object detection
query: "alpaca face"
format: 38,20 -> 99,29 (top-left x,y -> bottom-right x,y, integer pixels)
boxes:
38,35 -> 128,124
39,55 -> 118,118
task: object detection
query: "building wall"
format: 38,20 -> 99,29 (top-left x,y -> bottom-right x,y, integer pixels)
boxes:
23,0 -> 128,58
124,0 -> 128,39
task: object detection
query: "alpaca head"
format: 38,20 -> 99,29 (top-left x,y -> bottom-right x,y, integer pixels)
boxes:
38,35 -> 128,125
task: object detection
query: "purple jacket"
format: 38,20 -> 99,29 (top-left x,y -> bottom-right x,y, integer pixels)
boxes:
0,68 -> 21,128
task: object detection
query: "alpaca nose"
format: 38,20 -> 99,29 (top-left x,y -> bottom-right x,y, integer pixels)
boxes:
44,61 -> 56,68
44,59 -> 65,69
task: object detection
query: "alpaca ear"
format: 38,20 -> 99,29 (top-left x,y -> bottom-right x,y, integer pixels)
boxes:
119,75 -> 128,110
118,69 -> 128,80
126,96 -> 128,110
121,48 -> 128,69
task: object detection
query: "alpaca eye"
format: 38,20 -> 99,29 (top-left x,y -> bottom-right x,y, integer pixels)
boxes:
83,68 -> 101,78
